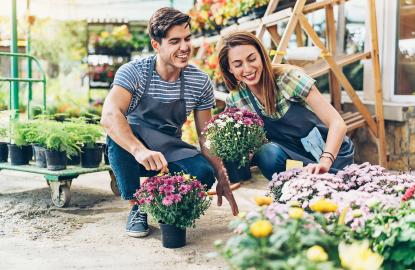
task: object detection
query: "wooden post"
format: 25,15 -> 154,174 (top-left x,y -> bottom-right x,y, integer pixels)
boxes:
325,4 -> 342,111
256,0 -> 281,39
298,13 -> 378,136
272,0 -> 307,64
368,0 -> 387,167
295,23 -> 304,47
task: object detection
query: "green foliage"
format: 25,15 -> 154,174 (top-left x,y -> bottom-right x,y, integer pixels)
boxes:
0,126 -> 7,141
351,201 -> 415,270
216,206 -> 345,270
9,121 -> 35,146
65,119 -> 103,148
31,19 -> 87,77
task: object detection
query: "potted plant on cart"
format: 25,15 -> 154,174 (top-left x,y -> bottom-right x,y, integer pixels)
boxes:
202,108 -> 267,183
0,126 -> 8,162
44,123 -> 80,171
77,121 -> 104,168
135,174 -> 211,249
8,121 -> 34,165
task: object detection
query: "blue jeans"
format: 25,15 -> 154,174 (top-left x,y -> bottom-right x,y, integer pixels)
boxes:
107,136 -> 216,200
252,142 -> 289,180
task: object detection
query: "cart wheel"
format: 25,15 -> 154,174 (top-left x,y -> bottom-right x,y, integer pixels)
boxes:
109,171 -> 120,196
51,185 -> 71,208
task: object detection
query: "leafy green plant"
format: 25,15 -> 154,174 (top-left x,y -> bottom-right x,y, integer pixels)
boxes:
0,126 -> 7,142
351,201 -> 415,270
44,124 -> 80,158
9,121 -> 37,146
60,119 -> 102,148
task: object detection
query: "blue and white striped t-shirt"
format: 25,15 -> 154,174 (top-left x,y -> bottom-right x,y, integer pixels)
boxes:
112,56 -> 215,115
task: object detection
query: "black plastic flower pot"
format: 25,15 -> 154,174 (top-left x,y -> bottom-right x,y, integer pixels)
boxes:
67,151 -> 80,166
24,145 -> 34,162
224,161 -> 252,183
0,142 -> 8,162
33,145 -> 47,168
8,144 -> 29,165
80,144 -> 103,168
159,223 -> 186,249
45,149 -> 67,171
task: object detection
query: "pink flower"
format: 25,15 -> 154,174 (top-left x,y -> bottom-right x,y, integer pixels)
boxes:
402,184 -> 415,201
163,184 -> 175,195
198,191 -> 206,198
162,196 -> 174,206
179,184 -> 192,195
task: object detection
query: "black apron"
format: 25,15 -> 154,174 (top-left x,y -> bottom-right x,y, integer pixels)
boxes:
126,56 -> 199,162
247,91 -> 354,172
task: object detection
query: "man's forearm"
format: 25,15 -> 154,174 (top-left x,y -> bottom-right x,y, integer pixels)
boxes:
101,110 -> 146,155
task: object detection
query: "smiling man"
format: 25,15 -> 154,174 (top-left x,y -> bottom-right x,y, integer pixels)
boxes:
101,7 -> 238,238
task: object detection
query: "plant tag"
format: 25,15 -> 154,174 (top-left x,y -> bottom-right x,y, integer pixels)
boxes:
286,159 -> 303,170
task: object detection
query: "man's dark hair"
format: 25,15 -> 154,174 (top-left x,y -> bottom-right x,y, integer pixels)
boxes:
148,7 -> 191,43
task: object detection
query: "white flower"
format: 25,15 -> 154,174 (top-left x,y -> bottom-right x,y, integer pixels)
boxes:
204,140 -> 211,149
235,123 -> 241,128
237,132 -> 241,135
219,114 -> 226,119
226,117 -> 234,123
237,120 -> 243,125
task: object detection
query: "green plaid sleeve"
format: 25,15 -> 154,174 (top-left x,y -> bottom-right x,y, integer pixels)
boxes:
277,68 -> 316,102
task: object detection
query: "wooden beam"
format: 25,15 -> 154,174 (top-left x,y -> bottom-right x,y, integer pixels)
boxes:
295,23 -> 304,47
304,51 -> 371,78
325,4 -> 342,111
298,13 -> 378,136
267,25 -> 282,46
261,8 -> 292,27
272,0 -> 307,64
303,0 -> 348,14
256,0 -> 281,39
368,0 -> 388,167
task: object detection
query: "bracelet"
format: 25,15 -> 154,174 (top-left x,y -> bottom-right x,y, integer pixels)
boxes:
322,151 -> 335,161
319,155 -> 334,165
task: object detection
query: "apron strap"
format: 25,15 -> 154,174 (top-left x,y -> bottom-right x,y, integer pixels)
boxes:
246,89 -> 265,118
142,55 -> 156,96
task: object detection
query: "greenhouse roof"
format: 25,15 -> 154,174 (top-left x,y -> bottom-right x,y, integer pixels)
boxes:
1,0 -> 194,21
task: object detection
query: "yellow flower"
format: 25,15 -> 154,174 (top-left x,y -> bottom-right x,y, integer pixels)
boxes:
183,174 -> 191,180
306,245 -> 328,262
289,207 -> 304,219
254,196 -> 273,206
339,241 -> 383,270
310,198 -> 338,213
249,220 -> 273,238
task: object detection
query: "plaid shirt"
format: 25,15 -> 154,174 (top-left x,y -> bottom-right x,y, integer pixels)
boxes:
226,69 -> 316,119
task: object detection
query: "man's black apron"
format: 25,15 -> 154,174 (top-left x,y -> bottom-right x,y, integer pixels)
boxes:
246,91 -> 354,172
126,56 -> 199,162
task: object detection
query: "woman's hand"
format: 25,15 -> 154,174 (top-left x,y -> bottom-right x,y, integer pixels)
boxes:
304,158 -> 332,174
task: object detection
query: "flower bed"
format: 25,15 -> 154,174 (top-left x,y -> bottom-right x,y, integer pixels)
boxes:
215,163 -> 415,269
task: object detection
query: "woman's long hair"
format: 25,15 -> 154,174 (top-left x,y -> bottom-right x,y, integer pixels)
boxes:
218,31 -> 279,115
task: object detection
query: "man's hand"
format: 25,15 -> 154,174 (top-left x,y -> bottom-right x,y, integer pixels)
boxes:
133,148 -> 169,173
216,170 -> 239,216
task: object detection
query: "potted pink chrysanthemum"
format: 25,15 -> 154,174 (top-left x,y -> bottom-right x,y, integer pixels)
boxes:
134,174 -> 211,248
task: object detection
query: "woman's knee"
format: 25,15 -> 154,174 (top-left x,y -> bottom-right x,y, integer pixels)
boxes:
254,143 -> 288,180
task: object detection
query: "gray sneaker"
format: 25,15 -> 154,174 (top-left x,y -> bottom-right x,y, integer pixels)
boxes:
126,204 -> 150,237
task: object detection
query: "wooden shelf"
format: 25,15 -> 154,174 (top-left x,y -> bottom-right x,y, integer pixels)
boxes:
303,51 -> 371,78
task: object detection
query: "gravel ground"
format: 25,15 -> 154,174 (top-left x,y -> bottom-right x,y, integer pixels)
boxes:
0,169 -> 268,270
